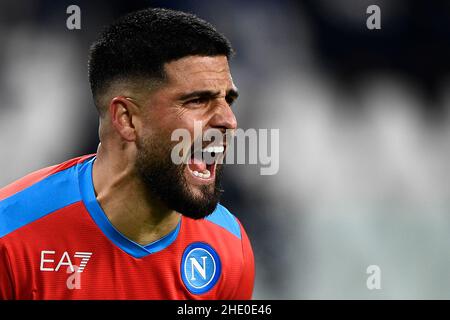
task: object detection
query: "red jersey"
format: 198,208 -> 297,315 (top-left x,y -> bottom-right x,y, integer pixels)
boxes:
0,155 -> 254,300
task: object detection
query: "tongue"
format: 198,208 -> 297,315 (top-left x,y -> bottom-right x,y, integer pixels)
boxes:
188,157 -> 207,172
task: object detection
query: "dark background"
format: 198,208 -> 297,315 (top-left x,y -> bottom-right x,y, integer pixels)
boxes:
1,0 -> 450,298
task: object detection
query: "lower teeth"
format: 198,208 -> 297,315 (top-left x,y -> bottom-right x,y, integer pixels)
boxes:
193,169 -> 211,179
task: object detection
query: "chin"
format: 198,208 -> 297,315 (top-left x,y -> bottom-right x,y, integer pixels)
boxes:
177,184 -> 220,219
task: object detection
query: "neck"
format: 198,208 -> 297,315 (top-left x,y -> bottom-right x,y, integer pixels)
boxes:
92,143 -> 180,246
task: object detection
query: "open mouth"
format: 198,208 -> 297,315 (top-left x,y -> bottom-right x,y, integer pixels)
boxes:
186,144 -> 225,183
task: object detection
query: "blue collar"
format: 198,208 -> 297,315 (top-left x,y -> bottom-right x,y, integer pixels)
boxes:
78,157 -> 181,258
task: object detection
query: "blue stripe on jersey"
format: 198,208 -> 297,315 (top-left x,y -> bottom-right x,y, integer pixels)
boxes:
78,157 -> 181,258
0,165 -> 82,238
206,204 -> 241,240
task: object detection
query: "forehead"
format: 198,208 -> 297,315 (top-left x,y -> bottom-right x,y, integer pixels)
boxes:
163,55 -> 235,92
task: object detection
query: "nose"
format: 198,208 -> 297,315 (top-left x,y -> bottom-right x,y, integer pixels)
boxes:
208,101 -> 237,132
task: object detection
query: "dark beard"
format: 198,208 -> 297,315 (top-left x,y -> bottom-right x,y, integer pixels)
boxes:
135,135 -> 223,219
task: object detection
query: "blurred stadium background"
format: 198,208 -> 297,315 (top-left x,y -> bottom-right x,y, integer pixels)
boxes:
1,0 -> 450,299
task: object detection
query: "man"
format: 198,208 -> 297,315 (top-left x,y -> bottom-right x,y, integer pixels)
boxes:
0,8 -> 254,299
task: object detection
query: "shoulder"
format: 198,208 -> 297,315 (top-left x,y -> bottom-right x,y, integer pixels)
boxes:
0,155 -> 94,239
204,203 -> 243,240
0,155 -> 94,202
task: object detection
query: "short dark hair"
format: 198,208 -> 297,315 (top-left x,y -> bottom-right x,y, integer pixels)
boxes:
88,8 -> 233,115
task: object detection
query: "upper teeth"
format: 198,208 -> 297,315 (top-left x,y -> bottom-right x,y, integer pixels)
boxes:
202,146 -> 224,153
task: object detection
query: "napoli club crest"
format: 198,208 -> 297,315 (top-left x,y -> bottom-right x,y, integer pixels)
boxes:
181,242 -> 221,294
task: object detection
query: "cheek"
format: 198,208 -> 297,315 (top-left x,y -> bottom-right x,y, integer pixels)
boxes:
169,115 -> 201,141
182,109 -> 213,134
149,108 -> 209,147
140,111 -> 173,141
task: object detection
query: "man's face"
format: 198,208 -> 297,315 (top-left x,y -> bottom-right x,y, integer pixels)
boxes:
134,55 -> 238,219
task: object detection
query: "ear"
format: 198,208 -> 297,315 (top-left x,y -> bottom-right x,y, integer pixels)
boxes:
109,96 -> 139,142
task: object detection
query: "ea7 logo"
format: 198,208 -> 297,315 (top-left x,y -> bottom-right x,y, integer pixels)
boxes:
40,251 -> 92,273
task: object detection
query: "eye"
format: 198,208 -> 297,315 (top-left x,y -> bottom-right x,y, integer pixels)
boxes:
225,96 -> 236,107
186,97 -> 208,106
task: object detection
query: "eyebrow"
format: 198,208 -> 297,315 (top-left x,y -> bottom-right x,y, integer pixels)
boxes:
178,88 -> 239,101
